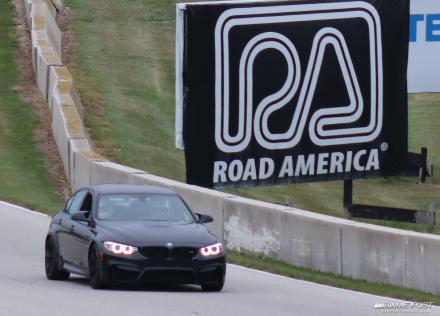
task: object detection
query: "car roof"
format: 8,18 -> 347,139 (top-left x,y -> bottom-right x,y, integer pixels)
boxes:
80,184 -> 177,195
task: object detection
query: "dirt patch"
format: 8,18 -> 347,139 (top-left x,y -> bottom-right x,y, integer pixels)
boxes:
56,5 -> 75,67
11,0 -> 71,201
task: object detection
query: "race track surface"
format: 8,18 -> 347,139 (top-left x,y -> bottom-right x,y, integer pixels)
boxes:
0,201 -> 435,316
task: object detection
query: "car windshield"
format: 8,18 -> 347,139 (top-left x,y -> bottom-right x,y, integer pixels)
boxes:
97,194 -> 195,223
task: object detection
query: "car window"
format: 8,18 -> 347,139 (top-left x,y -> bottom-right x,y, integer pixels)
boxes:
67,191 -> 88,215
64,196 -> 74,213
97,194 -> 194,223
81,193 -> 93,213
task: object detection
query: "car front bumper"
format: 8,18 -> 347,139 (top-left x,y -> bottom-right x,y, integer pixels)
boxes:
99,251 -> 226,285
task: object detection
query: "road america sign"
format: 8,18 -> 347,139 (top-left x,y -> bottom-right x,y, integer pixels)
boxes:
176,0 -> 409,188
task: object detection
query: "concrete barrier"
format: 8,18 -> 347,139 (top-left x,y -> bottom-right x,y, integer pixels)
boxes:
51,94 -> 70,171
31,29 -> 48,72
72,152 -> 107,191
280,209 -> 344,274
67,138 -> 91,185
91,161 -> 148,185
340,222 -> 440,294
223,197 -> 287,257
35,45 -> 62,100
341,223 -> 408,286
30,0 -> 63,97
51,93 -> 74,116
26,0 -> 56,27
24,0 -> 33,20
61,102 -> 87,139
29,2 -> 46,30
130,173 -> 186,189
51,94 -> 88,175
43,2 -> 62,58
30,2 -> 61,58
47,66 -> 73,111
406,234 -> 440,294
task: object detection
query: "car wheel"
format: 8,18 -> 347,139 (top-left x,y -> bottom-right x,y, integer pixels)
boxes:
45,237 -> 70,280
88,244 -> 108,289
201,274 -> 225,292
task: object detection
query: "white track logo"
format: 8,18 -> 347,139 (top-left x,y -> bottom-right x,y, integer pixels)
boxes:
215,1 -> 383,153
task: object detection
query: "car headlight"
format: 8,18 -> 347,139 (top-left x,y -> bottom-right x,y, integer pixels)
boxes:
200,243 -> 224,257
104,241 -> 138,256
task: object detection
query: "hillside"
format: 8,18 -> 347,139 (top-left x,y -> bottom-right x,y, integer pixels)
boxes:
0,1 -> 63,212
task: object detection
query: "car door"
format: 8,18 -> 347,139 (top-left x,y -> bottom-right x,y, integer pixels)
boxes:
54,196 -> 75,262
70,191 -> 97,269
57,190 -> 88,266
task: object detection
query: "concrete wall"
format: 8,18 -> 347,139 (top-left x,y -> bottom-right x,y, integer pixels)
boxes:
29,2 -> 61,58
43,1 -> 62,58
51,93 -> 88,177
223,197 -> 284,257
406,234 -> 440,294
26,0 -> 56,27
35,45 -> 62,100
68,138 -> 92,184
72,151 -> 106,191
48,66 -> 73,111
341,223 -> 407,286
23,0 -> 440,295
90,161 -> 148,185
280,209 -> 344,274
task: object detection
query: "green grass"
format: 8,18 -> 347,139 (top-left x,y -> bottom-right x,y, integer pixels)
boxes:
65,0 -> 182,180
0,1 -> 62,212
227,250 -> 440,304
64,0 -> 440,229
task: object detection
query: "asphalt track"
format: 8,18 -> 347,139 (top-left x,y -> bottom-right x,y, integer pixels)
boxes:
0,201 -> 437,316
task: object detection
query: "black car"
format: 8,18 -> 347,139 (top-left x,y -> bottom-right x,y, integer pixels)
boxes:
45,184 -> 226,291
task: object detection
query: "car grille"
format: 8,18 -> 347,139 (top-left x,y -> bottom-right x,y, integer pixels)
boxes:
111,266 -> 140,282
139,246 -> 198,260
141,270 -> 196,284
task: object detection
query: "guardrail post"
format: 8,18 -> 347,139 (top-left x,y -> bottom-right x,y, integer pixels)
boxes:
427,201 -> 436,230
343,179 -> 353,218
420,147 -> 428,183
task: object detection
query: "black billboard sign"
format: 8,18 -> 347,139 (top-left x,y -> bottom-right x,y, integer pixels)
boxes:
175,0 -> 409,188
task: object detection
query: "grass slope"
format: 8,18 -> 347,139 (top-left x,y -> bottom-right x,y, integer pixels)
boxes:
65,0 -> 440,231
0,1 -> 62,212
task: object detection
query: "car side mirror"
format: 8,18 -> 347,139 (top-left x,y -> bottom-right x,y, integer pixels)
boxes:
196,213 -> 213,224
71,211 -> 90,223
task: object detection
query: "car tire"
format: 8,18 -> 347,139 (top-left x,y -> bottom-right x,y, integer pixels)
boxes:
201,274 -> 225,292
88,244 -> 108,289
45,237 -> 70,281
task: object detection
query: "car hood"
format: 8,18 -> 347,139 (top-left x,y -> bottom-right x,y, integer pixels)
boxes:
96,220 -> 218,247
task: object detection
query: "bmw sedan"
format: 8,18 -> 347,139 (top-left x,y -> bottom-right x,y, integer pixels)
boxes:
45,184 -> 226,291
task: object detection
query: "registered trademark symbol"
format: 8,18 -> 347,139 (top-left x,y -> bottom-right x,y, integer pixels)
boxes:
381,142 -> 389,151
